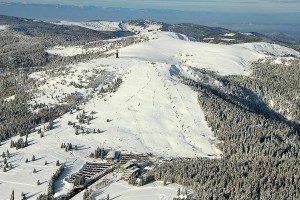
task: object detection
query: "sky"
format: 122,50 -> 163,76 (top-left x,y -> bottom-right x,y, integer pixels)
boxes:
0,1 -> 300,39
2,0 -> 300,13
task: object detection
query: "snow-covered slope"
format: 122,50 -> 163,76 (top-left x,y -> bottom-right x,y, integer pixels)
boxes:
27,31 -> 300,161
51,21 -> 122,32
0,25 -> 8,30
51,20 -> 163,34
117,32 -> 299,76
1,22 -> 299,198
235,42 -> 300,57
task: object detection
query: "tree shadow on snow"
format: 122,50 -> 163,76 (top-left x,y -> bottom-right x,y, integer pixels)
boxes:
76,145 -> 90,151
25,191 -> 41,199
35,156 -> 46,161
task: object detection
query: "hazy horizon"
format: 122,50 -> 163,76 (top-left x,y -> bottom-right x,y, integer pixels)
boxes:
0,1 -> 299,40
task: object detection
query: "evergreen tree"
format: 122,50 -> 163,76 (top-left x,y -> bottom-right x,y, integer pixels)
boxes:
6,150 -> 9,157
177,188 -> 180,196
10,190 -> 14,200
21,192 -> 25,200
10,140 -> 15,148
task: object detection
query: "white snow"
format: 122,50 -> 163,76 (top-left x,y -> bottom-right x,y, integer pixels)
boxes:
221,38 -> 235,41
4,95 -> 15,102
235,42 -> 300,57
71,173 -> 191,200
50,20 -> 162,35
1,23 -> 300,199
203,38 -> 215,40
51,21 -> 122,32
45,45 -> 110,57
84,180 -> 189,200
0,130 -> 68,199
0,25 -> 8,30
223,33 -> 236,37
123,21 -> 162,34
46,46 -> 86,57
241,32 -> 255,36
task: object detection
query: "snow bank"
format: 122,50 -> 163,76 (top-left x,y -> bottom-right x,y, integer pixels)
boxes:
221,38 -> 235,41
223,33 -> 236,37
0,25 -> 8,30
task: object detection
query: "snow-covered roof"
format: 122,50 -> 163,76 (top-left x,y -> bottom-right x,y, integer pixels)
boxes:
106,150 -> 116,159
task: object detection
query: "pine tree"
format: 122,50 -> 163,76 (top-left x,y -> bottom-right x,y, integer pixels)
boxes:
10,140 -> 15,148
177,188 -> 181,196
37,180 -> 40,185
10,190 -> 14,200
33,168 -> 36,173
4,157 -> 7,164
24,137 -> 28,147
56,160 -> 60,166
32,155 -> 35,161
163,179 -> 167,186
83,189 -> 90,200
107,194 -> 110,200
25,158 -> 28,163
21,192 -> 25,200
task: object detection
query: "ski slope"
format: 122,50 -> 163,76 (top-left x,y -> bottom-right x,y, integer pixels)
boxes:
1,22 -> 300,199
31,30 -> 300,160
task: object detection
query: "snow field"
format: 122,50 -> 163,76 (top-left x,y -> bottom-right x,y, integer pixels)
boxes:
1,22 -> 299,198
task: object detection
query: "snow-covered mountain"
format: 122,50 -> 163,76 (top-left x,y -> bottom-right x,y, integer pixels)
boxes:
0,17 -> 299,199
